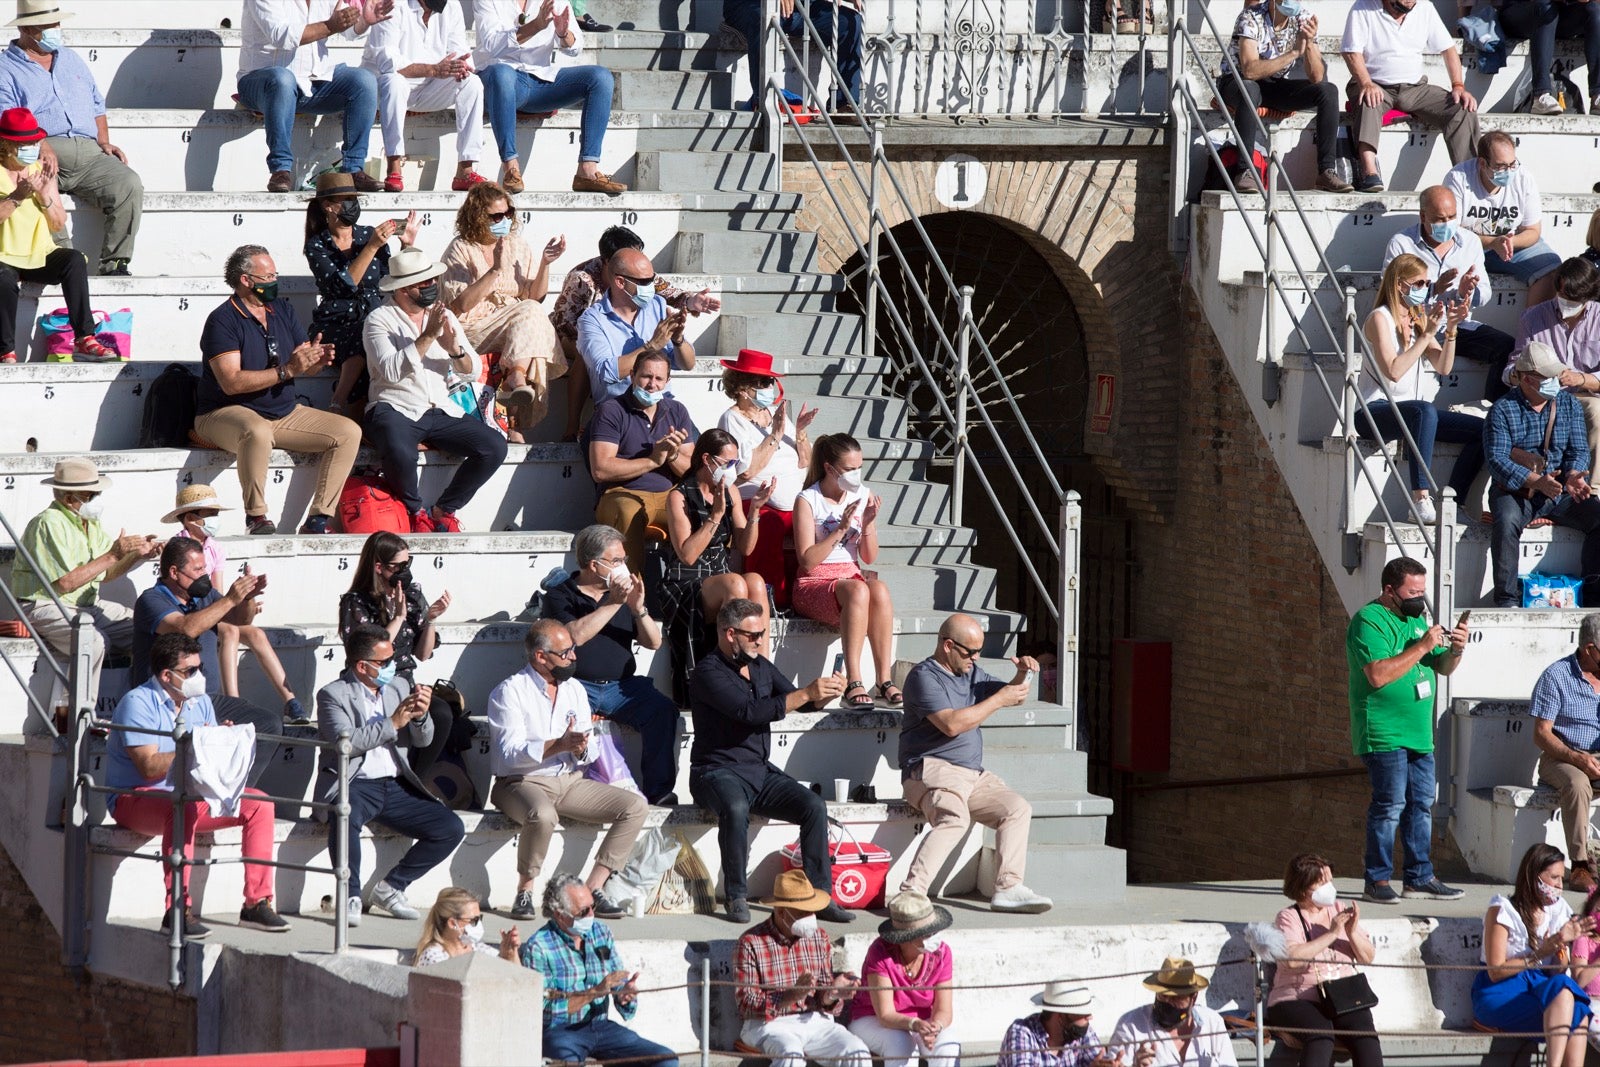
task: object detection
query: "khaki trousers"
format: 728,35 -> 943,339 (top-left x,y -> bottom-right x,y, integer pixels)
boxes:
595,487 -> 672,572
490,771 -> 648,881
900,757 -> 1032,895
1539,752 -> 1599,863
1346,79 -> 1479,165
47,136 -> 143,269
194,403 -> 361,519
21,598 -> 133,725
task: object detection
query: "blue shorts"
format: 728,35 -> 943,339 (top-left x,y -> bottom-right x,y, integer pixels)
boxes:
1485,237 -> 1562,283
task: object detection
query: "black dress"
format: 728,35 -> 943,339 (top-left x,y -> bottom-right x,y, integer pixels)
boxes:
661,478 -> 736,702
304,225 -> 392,400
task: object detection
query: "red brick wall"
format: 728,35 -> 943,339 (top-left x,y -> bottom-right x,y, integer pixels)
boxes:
0,847 -> 194,1061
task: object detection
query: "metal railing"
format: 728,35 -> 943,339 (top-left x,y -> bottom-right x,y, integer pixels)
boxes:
759,1 -> 1086,739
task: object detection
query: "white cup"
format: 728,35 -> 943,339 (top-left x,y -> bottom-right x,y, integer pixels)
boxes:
833,778 -> 851,803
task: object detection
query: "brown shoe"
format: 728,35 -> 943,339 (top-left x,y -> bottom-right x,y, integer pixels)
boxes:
500,162 -> 525,195
1315,168 -> 1354,193
572,171 -> 627,196
1569,863 -> 1597,893
347,170 -> 384,193
266,170 -> 293,193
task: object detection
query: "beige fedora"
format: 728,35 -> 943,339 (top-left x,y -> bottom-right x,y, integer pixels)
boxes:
40,456 -> 108,492
759,869 -> 833,913
1141,956 -> 1209,994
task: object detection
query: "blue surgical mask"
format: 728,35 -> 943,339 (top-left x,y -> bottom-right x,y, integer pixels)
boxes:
1404,283 -> 1429,307
616,284 -> 644,312
1539,376 -> 1563,400
570,915 -> 595,936
1490,168 -> 1513,188
632,385 -> 665,406
37,28 -> 61,52
753,386 -> 779,409
1276,0 -> 1303,17
488,218 -> 512,238
374,662 -> 398,688
15,144 -> 39,166
1428,220 -> 1456,244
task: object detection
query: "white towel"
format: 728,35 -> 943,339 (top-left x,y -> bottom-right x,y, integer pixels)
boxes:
186,724 -> 257,817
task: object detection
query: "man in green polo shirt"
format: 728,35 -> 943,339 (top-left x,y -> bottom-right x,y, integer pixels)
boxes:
1347,556 -> 1469,905
13,458 -> 160,724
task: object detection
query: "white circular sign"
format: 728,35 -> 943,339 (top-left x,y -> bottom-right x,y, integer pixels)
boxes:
934,155 -> 987,210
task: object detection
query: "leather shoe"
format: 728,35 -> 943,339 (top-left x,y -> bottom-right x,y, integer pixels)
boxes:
816,902 -> 855,923
347,170 -> 384,193
725,897 -> 751,923
1570,863 -> 1597,892
266,170 -> 293,193
572,171 -> 627,196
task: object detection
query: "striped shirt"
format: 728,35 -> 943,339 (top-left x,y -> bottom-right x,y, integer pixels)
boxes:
1530,653 -> 1600,753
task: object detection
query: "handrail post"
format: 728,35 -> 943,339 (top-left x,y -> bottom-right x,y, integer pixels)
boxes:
865,121 -> 883,364
1263,126 -> 1279,406
1342,285 -> 1361,569
951,284 -> 974,526
58,613 -> 91,968
699,956 -> 711,1067
167,718 -> 192,991
1167,15 -> 1189,254
760,0 -> 782,184
335,728 -> 353,953
1058,491 -> 1082,744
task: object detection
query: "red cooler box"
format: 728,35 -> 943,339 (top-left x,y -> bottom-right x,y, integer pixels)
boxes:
782,825 -> 892,909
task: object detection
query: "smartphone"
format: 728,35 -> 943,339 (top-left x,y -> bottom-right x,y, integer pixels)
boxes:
1456,609 -> 1472,629
832,653 -> 845,675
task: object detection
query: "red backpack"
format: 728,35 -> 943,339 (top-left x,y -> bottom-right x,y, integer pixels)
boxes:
338,474 -> 411,534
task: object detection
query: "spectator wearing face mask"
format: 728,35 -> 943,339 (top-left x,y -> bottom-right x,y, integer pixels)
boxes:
414,885 -> 520,965
1110,957 -> 1237,1067
1446,131 -> 1562,309
576,246 -> 698,406
848,892 -> 959,1067
363,246 -> 508,534
999,981 -> 1114,1067
1509,257 -> 1600,462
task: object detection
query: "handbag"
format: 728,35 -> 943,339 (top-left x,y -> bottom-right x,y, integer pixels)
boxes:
1296,906 -> 1380,1016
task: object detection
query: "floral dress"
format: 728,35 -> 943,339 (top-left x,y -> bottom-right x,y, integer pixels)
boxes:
305,224 -> 392,369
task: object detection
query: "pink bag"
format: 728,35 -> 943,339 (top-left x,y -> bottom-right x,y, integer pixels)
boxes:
584,729 -> 641,795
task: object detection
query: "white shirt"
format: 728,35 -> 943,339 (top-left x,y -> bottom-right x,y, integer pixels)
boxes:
240,0 -> 369,95
719,406 -> 806,511
363,302 -> 482,421
356,683 -> 401,780
1110,1004 -> 1239,1067
486,664 -> 595,777
473,0 -> 585,82
1361,304 -> 1443,405
1340,0 -> 1454,86
797,483 -> 870,567
363,0 -> 470,79
1481,893 -> 1572,965
1444,158 -> 1543,239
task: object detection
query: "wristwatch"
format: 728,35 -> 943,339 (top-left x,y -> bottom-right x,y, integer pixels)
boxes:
276,364 -> 290,384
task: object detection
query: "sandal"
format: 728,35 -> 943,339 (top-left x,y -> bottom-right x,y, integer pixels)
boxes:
875,681 -> 903,707
842,680 -> 874,709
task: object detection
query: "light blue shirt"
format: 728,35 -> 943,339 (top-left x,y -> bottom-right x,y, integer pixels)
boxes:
0,44 -> 105,141
106,677 -> 218,814
575,291 -> 680,403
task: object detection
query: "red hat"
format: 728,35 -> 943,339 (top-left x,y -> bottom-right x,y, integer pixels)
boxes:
0,108 -> 46,143
719,348 -> 784,377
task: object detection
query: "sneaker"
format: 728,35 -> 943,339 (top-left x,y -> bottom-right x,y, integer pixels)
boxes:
593,889 -> 626,920
450,170 -> 488,191
430,508 -> 462,534
239,898 -> 292,932
246,515 -> 277,536
1363,880 -> 1401,904
990,884 -> 1053,914
572,171 -> 628,196
410,508 -> 436,534
370,879 -> 420,919
266,169 -> 293,193
1411,496 -> 1438,525
1532,91 -> 1564,115
283,698 -> 310,725
577,12 -> 612,32
346,896 -> 363,927
1315,169 -> 1354,193
1354,172 -> 1385,194
511,890 -> 537,921
1403,877 -> 1465,900
160,908 -> 211,940
347,170 -> 384,193
817,902 -> 856,923
299,514 -> 333,535
725,897 -> 751,924
1232,169 -> 1261,195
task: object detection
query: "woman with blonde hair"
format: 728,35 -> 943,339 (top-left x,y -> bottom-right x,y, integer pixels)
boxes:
440,182 -> 567,437
1358,252 -> 1480,524
414,887 -> 520,966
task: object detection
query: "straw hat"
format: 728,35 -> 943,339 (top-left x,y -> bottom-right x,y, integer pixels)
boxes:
1141,956 -> 1209,994
40,457 -> 109,492
1031,980 -> 1098,1015
380,246 -> 447,292
160,484 -> 233,525
876,891 -> 953,944
8,2 -> 75,28
759,869 -> 832,913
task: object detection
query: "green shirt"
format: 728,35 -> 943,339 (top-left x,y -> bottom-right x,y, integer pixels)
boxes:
1346,599 -> 1448,755
11,500 -> 113,607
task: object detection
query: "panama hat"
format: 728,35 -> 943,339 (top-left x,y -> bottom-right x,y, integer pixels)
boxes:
759,869 -> 833,913
8,2 -> 74,28
1141,956 -> 1209,994
160,484 -> 233,525
40,457 -> 109,492
1032,980 -> 1099,1015
877,891 -> 953,944
380,246 -> 447,292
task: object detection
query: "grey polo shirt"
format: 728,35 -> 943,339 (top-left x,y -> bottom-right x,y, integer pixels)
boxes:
897,657 -> 1005,773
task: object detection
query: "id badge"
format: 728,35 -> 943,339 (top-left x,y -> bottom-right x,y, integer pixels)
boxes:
1415,676 -> 1433,701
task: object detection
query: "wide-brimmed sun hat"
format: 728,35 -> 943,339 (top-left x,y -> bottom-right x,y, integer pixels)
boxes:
877,891 -> 953,944
1031,979 -> 1099,1015
380,246 -> 447,292
720,348 -> 785,378
1141,956 -> 1209,994
161,484 -> 233,525
8,2 -> 75,28
759,869 -> 833,913
41,456 -> 109,492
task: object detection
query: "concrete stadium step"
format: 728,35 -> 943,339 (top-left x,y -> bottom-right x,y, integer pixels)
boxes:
676,229 -> 819,274
718,311 -> 864,356
636,150 -> 778,194
713,272 -> 842,313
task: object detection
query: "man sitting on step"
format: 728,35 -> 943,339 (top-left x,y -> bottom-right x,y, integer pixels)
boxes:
688,598 -> 851,925
897,612 -> 1052,915
316,623 -> 465,925
1485,342 -> 1600,608
577,247 -> 699,407
1528,614 -> 1600,893
1383,184 -> 1514,404
486,619 -> 647,924
1446,131 -> 1562,310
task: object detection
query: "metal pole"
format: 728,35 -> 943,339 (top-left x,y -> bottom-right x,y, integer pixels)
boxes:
1254,958 -> 1267,1067
1342,286 -> 1360,547
1263,126 -> 1279,407
1058,491 -> 1082,742
951,284 -> 975,526
167,720 -> 192,991
59,614 -> 91,969
761,0 -> 782,187
865,121 -> 883,364
1167,15 -> 1188,253
699,956 -> 711,1067
335,728 -> 353,953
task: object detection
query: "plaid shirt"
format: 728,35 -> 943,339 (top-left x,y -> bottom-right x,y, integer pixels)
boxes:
520,919 -> 637,1030
1531,653 -> 1600,752
999,1014 -> 1106,1067
1485,388 -> 1591,491
736,918 -> 840,1020
549,255 -> 691,342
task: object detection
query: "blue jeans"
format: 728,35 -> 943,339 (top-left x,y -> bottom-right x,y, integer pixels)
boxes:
1484,238 -> 1562,284
1358,400 -> 1484,496
478,63 -> 614,164
237,64 -> 378,175
810,0 -> 864,107
337,776 -> 465,894
1362,747 -> 1435,886
580,676 -> 679,802
1497,0 -> 1600,94
543,1018 -> 678,1067
1488,487 -> 1600,606
723,0 -> 805,101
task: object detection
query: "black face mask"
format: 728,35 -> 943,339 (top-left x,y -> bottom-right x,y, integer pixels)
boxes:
391,565 -> 413,589
422,0 -> 449,10
1150,999 -> 1190,1030
730,647 -> 756,666
185,574 -> 213,601
336,199 -> 361,225
550,661 -> 579,683
1397,594 -> 1427,618
1063,1021 -> 1089,1042
414,283 -> 440,308
249,280 -> 279,303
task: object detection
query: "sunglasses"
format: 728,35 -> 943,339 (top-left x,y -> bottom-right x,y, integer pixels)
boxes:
544,646 -> 578,661
168,664 -> 202,678
365,656 -> 395,668
947,638 -> 981,659
486,208 -> 515,222
619,272 -> 658,287
732,628 -> 766,641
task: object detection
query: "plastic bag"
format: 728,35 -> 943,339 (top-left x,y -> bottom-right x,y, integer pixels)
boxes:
613,829 -> 683,913
1521,572 -> 1583,608
584,728 -> 642,795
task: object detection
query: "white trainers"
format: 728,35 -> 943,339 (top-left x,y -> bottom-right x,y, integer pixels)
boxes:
369,879 -> 419,920
991,884 -> 1054,913
346,896 -> 363,927
1411,496 -> 1438,525
1532,92 -> 1564,115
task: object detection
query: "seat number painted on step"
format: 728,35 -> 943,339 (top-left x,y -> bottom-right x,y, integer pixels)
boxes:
1498,291 -> 1518,306
432,556 -> 444,569
1549,214 -> 1576,228
1506,719 -> 1524,733
1351,213 -> 1375,227
621,211 -> 638,225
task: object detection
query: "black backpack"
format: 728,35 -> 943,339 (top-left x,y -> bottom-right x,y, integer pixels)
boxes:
139,363 -> 199,448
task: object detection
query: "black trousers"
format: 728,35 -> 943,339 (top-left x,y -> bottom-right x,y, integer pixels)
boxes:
690,764 -> 831,903
0,246 -> 92,355
1265,999 -> 1383,1067
1219,76 -> 1341,174
1455,324 -> 1516,402
365,403 -> 508,516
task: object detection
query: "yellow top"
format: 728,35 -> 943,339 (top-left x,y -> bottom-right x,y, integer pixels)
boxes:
0,163 -> 55,270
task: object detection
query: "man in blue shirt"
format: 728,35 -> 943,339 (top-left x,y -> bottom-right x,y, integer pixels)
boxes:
576,247 -> 697,405
0,2 -> 143,274
1531,617 -> 1600,892
107,632 -> 290,938
520,872 -> 678,1067
1484,341 -> 1600,606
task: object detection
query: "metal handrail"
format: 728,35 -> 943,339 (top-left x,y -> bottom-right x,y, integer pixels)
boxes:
0,503 -> 92,738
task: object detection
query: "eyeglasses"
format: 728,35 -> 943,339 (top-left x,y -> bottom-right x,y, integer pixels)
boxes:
486,208 -> 515,222
544,646 -> 578,661
570,903 -> 595,918
169,664 -> 201,678
733,628 -> 766,641
1485,158 -> 1520,170
599,556 -> 628,567
947,638 -> 982,659
365,656 -> 395,668
619,272 -> 658,287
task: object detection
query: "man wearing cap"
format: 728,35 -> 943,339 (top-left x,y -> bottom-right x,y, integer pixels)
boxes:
848,891 -> 959,1067
12,458 -> 160,726
237,0 -> 391,194
1485,340 -> 1600,607
362,246 -> 507,534
577,247 -> 698,406
898,612 -> 1053,914
0,0 -> 143,275
735,869 -> 872,1067
1110,957 -> 1237,1067
195,245 -> 363,536
1000,980 -> 1117,1067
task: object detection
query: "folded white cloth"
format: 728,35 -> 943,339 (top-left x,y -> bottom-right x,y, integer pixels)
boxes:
187,723 -> 257,817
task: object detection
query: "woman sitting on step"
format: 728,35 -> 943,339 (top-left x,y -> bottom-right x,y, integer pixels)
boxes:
440,182 -> 567,441
848,891 -> 960,1067
414,887 -> 520,966
793,433 -> 899,710
1359,253 -> 1481,526
1474,843 -> 1593,1066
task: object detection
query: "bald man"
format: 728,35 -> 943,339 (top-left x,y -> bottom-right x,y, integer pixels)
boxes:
1382,184 -> 1516,403
575,247 -> 699,406
898,613 -> 1052,914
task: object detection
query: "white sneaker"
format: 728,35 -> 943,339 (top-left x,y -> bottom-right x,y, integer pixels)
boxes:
991,884 -> 1053,913
347,896 -> 363,927
1411,497 -> 1438,525
1532,92 -> 1564,115
369,879 -> 420,920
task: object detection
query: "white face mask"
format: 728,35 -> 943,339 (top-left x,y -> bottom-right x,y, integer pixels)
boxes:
460,919 -> 484,945
1559,297 -> 1587,319
179,669 -> 207,700
76,498 -> 104,521
835,467 -> 863,492
570,915 -> 596,936
1310,881 -> 1338,907
713,462 -> 739,488
789,914 -> 820,938
922,936 -> 943,953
